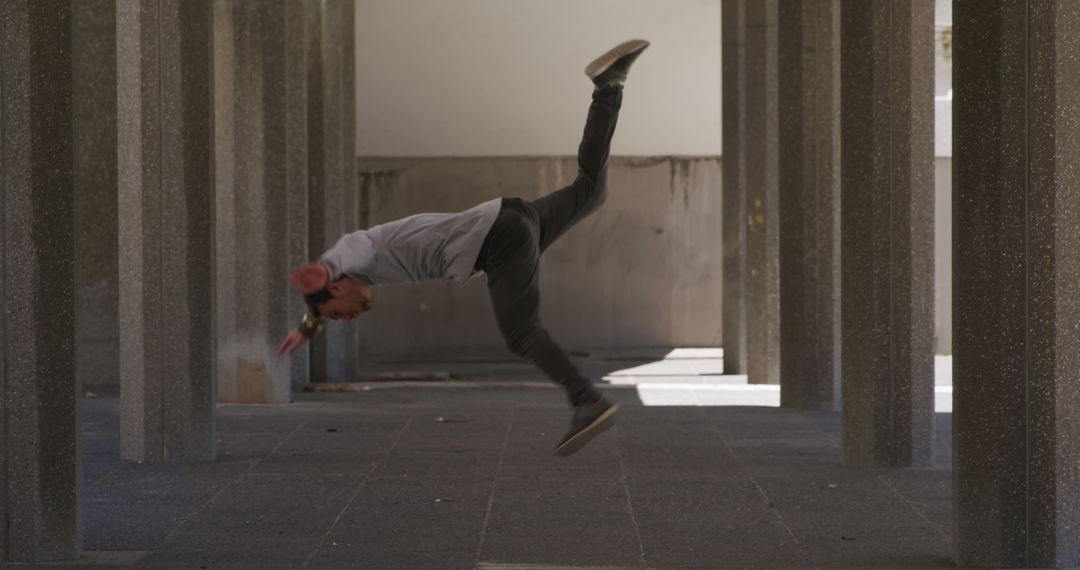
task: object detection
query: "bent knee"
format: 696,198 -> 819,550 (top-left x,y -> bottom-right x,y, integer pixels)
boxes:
577,175 -> 608,214
505,327 -> 546,358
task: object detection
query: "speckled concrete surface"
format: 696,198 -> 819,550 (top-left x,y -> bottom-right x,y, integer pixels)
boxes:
213,1 -> 296,405
839,0 -> 935,469
1,0 -> 79,562
952,0 -> 1080,567
73,0 -> 120,394
306,0 -> 359,387
284,0 -> 311,393
115,0 -> 215,464
777,0 -> 842,412
9,383 -> 959,569
743,0 -> 781,388
721,0 -> 749,379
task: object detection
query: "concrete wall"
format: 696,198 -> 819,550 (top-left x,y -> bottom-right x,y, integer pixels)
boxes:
355,0 -> 722,156
934,157 -> 951,354
353,154 -> 955,361
354,156 -> 723,361
933,1 -> 952,355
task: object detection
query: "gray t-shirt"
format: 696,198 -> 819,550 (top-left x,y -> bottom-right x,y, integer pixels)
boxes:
320,198 -> 501,286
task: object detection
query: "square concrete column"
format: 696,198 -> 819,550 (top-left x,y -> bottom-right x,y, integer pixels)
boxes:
953,1 -> 1080,566
213,1 -> 306,403
722,0 -> 780,384
778,0 -> 842,411
721,0 -> 748,375
0,0 -> 80,562
839,0 -> 935,467
73,0 -> 119,391
117,0 -> 215,462
338,0 -> 360,381
306,0 -> 357,383
286,0 -> 311,392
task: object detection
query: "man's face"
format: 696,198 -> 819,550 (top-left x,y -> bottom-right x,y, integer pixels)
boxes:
317,278 -> 373,322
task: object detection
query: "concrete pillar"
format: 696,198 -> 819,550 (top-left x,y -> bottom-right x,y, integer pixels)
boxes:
721,0 -> 780,385
953,1 -> 1080,566
286,0 -> 311,392
839,0 -> 935,467
117,0 -> 215,462
778,0 -> 842,411
214,1 -> 306,403
341,0 -> 359,379
0,0 -> 80,561
73,0 -> 119,390
307,0 -> 356,383
744,0 -> 780,385
721,0 -> 748,375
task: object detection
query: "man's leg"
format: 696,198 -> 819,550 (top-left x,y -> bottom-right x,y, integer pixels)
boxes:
484,204 -> 601,407
477,40 -> 649,456
531,85 -> 622,253
531,38 -> 649,252
481,204 -> 616,457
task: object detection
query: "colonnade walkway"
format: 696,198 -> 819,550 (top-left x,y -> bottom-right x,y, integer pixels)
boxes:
16,375 -> 955,569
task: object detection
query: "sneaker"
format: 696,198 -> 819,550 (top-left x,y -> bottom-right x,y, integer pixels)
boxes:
554,398 -> 619,457
585,39 -> 650,88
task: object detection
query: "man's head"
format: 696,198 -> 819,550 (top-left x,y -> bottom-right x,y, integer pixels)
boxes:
305,276 -> 374,322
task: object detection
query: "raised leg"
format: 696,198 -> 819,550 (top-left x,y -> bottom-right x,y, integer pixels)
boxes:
531,85 -> 622,253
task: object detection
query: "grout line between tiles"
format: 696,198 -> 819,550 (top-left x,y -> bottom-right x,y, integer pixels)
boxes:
615,426 -> 649,568
302,413 -> 416,568
474,409 -> 514,567
876,473 -> 950,539
161,404 -> 324,545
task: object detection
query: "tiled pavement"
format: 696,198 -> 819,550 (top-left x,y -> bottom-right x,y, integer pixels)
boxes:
11,381 -> 955,569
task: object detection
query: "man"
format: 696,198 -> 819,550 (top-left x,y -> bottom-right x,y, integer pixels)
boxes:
278,39 -> 649,457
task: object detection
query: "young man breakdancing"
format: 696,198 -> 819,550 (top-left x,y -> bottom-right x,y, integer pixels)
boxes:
278,39 -> 649,457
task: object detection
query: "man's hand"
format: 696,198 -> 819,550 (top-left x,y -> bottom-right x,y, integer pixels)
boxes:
290,262 -> 330,294
277,328 -> 310,356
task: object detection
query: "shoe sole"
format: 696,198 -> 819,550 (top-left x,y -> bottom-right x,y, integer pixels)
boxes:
554,404 -> 620,457
584,39 -> 650,80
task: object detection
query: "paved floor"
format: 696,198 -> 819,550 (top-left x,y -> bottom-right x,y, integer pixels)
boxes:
13,380 -> 957,569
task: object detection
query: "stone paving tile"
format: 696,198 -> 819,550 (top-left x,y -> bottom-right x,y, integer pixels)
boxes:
83,500 -> 190,552
135,473 -> 360,568
304,476 -> 490,569
499,417 -> 624,481
641,532 -> 801,569
476,474 -> 643,567
215,432 -> 288,461
83,461 -> 251,507
375,448 -> 504,481
796,539 -> 954,569
478,530 -> 642,569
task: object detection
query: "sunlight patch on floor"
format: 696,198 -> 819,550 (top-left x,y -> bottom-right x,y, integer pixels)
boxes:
603,352 -> 955,410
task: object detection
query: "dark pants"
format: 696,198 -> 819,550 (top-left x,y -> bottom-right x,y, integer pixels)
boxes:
473,85 -> 623,407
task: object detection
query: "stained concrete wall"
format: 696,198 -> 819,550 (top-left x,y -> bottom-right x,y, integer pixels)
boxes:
352,155 -> 955,362
353,156 -> 723,361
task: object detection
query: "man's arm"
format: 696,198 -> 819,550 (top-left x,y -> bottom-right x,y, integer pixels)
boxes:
289,261 -> 332,294
278,230 -> 373,357
277,313 -> 324,356
289,230 -> 373,295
